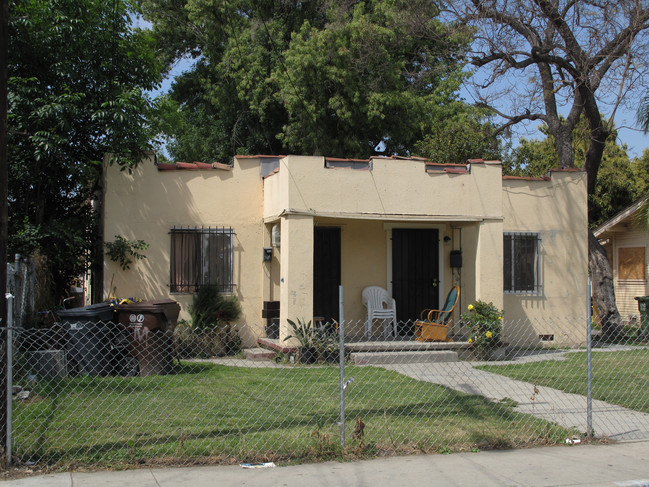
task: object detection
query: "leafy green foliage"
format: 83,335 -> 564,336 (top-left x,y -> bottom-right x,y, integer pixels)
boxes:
104,236 -> 149,271
187,286 -> 243,356
284,318 -> 317,348
189,285 -> 242,329
8,0 -> 163,299
631,149 -> 649,197
415,109 -> 503,164
141,0 -> 493,162
462,301 -> 503,360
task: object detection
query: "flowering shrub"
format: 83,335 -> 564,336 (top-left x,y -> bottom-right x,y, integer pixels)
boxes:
462,300 -> 503,360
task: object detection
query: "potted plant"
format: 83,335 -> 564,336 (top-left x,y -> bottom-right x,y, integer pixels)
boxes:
284,319 -> 318,364
317,322 -> 340,364
322,333 -> 340,364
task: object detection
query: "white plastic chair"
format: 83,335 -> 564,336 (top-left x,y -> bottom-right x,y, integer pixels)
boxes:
362,286 -> 397,339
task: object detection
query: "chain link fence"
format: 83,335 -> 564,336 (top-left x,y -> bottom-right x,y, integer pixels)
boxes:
5,311 -> 649,469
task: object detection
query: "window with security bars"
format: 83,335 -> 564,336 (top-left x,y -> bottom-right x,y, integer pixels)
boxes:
170,226 -> 234,293
503,232 -> 541,294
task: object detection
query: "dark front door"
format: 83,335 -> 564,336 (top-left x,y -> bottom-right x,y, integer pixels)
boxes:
392,228 -> 439,335
313,227 -> 341,324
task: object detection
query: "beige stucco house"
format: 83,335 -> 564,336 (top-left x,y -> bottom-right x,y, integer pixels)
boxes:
102,154 -> 588,347
594,197 -> 649,322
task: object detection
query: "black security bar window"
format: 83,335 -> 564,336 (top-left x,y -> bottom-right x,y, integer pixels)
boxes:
170,226 -> 235,293
504,232 -> 541,294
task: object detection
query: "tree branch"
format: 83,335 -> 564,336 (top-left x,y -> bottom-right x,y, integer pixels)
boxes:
476,102 -> 548,134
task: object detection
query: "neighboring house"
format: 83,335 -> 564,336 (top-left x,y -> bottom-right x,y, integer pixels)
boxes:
103,154 -> 588,347
594,197 -> 649,322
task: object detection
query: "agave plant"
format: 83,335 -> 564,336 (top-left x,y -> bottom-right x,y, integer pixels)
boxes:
283,318 -> 317,348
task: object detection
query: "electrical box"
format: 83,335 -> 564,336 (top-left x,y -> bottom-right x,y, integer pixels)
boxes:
263,247 -> 273,262
450,250 -> 462,268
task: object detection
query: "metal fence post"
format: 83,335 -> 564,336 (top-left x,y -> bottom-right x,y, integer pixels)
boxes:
338,285 -> 346,449
5,293 -> 13,465
586,277 -> 593,440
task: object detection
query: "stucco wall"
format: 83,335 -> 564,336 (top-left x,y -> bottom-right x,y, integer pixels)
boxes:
264,156 -> 502,221
103,155 -> 266,343
502,170 -> 588,346
104,154 -> 588,347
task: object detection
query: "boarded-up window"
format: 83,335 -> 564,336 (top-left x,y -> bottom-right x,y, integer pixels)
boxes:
618,247 -> 646,280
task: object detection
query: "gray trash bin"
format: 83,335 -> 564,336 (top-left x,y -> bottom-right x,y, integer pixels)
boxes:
58,303 -> 126,376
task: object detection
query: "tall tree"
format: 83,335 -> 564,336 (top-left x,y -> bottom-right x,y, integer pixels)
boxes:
447,0 -> 649,335
8,0 -> 162,305
142,0 -> 495,162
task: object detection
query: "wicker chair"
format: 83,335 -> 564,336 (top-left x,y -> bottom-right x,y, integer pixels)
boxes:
414,286 -> 460,342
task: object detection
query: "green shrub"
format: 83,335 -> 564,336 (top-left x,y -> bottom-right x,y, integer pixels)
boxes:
189,285 -> 241,329
184,286 -> 243,357
462,300 -> 504,360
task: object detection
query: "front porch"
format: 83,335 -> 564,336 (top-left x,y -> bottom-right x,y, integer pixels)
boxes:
261,156 -> 505,344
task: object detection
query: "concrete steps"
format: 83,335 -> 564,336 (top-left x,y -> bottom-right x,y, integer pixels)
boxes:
243,347 -> 276,361
255,337 -> 468,364
351,350 -> 459,365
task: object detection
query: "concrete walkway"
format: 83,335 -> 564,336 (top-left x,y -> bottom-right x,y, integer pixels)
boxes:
381,358 -> 649,441
3,441 -> 649,486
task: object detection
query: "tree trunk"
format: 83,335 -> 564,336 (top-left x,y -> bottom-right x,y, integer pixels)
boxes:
0,0 -> 8,465
554,127 -> 574,170
588,231 -> 624,340
581,86 -> 610,195
90,167 -> 105,304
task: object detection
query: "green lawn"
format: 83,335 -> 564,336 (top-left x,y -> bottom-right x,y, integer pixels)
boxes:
14,361 -> 573,468
479,349 -> 649,413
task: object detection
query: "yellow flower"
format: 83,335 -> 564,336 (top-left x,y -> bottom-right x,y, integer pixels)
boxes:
486,331 -> 493,338
468,304 -> 474,311
468,338 -> 473,343
498,316 -> 502,321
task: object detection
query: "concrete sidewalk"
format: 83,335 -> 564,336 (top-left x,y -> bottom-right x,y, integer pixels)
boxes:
3,441 -> 649,486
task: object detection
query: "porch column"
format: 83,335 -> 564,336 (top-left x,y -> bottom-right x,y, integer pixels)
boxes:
475,220 -> 504,309
279,214 -> 314,342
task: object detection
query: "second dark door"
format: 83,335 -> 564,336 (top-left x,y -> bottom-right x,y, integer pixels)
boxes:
392,228 -> 439,335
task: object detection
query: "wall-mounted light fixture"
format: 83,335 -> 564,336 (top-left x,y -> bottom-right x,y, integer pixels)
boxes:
271,223 -> 281,248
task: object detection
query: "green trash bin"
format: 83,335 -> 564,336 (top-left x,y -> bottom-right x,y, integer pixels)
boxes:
634,296 -> 649,335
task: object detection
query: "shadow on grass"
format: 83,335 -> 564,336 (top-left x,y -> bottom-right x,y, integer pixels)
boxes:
19,387 -> 556,466
33,362 -> 220,396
